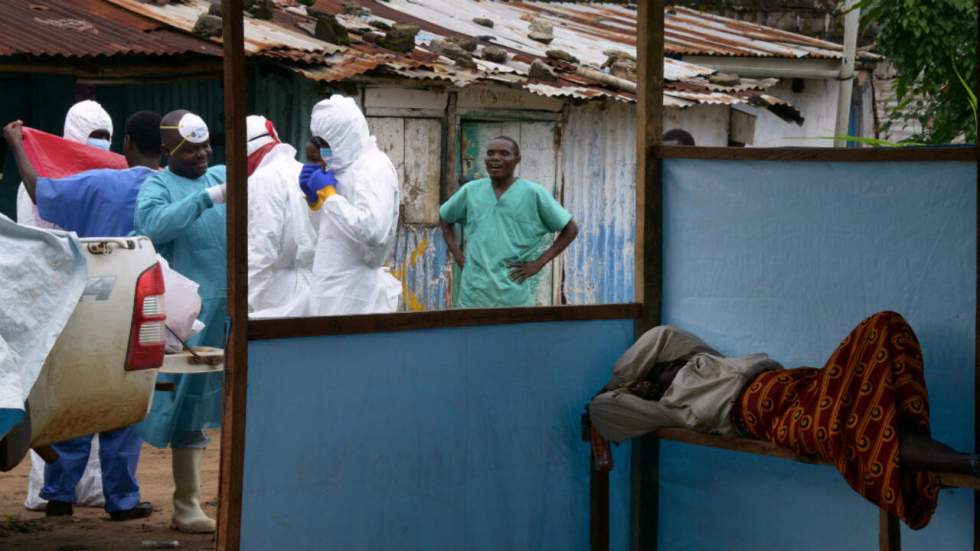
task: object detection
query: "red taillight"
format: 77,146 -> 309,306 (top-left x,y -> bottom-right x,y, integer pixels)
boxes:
125,262 -> 166,371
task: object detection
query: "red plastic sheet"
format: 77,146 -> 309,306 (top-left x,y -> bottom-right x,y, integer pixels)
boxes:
21,127 -> 127,178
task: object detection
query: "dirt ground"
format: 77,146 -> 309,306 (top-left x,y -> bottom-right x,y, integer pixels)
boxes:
0,430 -> 220,551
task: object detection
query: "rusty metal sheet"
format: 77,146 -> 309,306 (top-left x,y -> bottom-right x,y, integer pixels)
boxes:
561,100 -> 636,305
35,0 -> 808,113
104,0 -> 344,57
295,48 -> 391,82
0,0 -> 222,59
390,225 -> 451,312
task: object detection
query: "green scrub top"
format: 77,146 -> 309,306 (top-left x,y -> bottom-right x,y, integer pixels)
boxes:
440,177 -> 572,308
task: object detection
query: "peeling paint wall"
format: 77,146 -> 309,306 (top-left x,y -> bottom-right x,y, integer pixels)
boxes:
391,225 -> 451,312
561,101 -> 637,305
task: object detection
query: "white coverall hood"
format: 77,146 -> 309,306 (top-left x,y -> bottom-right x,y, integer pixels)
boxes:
307,95 -> 402,316
246,115 -> 277,157
309,95 -> 372,173
17,100 -> 112,228
63,100 -> 113,144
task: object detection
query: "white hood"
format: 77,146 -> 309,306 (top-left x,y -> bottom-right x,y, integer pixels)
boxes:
246,114 -> 278,157
63,100 -> 113,144
309,95 -> 373,173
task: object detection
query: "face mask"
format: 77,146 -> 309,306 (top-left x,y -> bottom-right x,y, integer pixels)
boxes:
320,147 -> 333,165
87,138 -> 111,151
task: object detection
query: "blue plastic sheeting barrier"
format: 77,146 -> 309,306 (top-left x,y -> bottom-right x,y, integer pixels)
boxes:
661,159 -> 977,551
242,320 -> 634,551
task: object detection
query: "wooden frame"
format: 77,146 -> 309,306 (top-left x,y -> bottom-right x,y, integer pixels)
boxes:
216,1 -> 977,549
216,3 -> 248,550
249,304 -> 642,340
629,3 -> 664,551
658,145 -> 975,162
626,2 -> 980,551
215,4 -> 643,547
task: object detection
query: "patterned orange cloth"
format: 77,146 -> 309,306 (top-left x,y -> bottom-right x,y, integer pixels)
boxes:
736,311 -> 940,529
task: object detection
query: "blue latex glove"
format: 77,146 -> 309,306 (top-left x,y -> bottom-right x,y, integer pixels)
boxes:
298,163 -> 338,210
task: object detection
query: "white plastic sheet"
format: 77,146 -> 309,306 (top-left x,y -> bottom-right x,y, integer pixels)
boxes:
0,215 -> 87,438
24,444 -> 104,510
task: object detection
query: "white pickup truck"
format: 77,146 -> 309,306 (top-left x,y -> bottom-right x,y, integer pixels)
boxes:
0,235 -> 222,470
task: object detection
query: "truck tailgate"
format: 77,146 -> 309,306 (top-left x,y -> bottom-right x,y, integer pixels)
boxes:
28,237 -> 159,447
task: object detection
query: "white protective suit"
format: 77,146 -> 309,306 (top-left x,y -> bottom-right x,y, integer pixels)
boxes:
18,100 -> 113,511
245,115 -> 317,318
17,100 -> 114,229
308,96 -> 401,315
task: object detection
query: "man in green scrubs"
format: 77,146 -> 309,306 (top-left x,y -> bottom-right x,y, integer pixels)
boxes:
439,136 -> 579,308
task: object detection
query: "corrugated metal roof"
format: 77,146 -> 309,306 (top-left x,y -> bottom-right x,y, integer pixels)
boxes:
666,6 -> 879,60
0,0 -> 221,59
5,0 -> 810,117
103,0 -> 344,60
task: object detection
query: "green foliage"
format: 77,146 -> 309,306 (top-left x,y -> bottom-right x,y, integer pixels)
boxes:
787,135 -> 925,147
857,0 -> 977,143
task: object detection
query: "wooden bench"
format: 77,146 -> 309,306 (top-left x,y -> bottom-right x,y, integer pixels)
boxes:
586,427 -> 980,551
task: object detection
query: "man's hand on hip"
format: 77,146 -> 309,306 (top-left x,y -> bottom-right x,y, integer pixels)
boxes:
509,259 -> 544,283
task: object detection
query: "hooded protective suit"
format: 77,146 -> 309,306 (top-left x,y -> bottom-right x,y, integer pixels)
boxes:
308,95 -> 401,315
17,100 -> 114,229
245,115 -> 316,318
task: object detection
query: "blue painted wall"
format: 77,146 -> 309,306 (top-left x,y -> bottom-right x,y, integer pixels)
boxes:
661,159 -> 977,551
243,320 -> 635,551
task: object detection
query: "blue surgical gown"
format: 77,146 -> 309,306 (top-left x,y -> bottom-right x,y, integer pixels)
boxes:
134,165 -> 226,448
36,167 -> 152,236
35,166 -> 154,510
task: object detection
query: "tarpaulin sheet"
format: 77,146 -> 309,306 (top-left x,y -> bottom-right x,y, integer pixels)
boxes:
660,159 -> 976,551
242,320 -> 634,551
0,215 -> 87,439
21,127 -> 127,178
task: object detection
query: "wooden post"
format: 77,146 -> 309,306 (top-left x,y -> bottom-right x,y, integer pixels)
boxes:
590,453 -> 610,551
441,90 -> 460,201
632,1 -> 664,550
878,509 -> 902,551
217,1 -> 248,550
634,0 -> 664,333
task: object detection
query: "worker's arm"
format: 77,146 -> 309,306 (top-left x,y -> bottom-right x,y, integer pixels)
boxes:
439,216 -> 466,269
2,120 -> 39,202
134,177 -> 215,245
509,219 -> 579,283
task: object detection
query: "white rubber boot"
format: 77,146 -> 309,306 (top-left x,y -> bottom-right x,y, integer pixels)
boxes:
171,447 -> 216,533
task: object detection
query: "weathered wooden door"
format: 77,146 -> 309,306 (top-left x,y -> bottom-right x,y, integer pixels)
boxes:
457,119 -> 562,306
366,116 -> 448,312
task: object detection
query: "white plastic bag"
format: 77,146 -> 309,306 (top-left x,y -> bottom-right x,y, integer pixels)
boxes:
24,440 -> 105,510
158,255 -> 204,352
